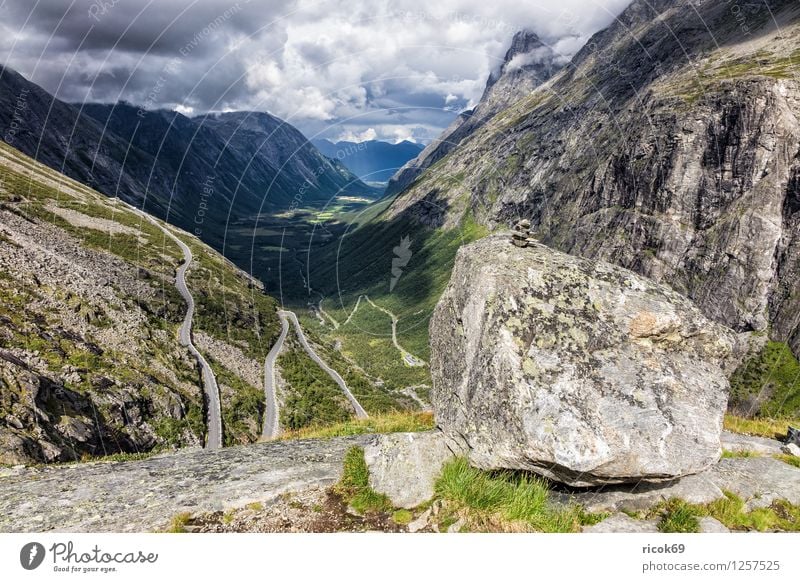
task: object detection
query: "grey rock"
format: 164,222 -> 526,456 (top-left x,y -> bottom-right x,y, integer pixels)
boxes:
698,517 -> 729,533
447,517 -> 466,533
711,457 -> 800,509
560,472 -> 725,514
407,509 -> 431,533
780,443 -> 800,457
363,431 -> 455,509
431,236 -> 734,486
582,513 -> 660,533
721,431 -> 783,456
0,434 -> 375,533
787,427 -> 800,447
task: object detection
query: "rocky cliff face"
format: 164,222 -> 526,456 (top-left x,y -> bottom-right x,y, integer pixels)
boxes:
386,0 -> 800,359
386,29 -> 564,196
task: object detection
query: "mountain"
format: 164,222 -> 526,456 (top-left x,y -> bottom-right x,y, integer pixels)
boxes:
295,0 -> 800,424
385,29 -> 563,195
312,139 -> 424,185
0,65 -> 377,258
382,0 -> 800,360
0,139 -> 281,463
0,139 -> 410,465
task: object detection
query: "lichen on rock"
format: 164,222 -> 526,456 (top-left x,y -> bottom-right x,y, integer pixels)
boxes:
431,235 -> 736,486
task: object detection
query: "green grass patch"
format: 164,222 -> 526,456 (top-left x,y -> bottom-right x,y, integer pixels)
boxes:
434,458 -> 603,533
721,449 -> 760,459
724,414 -> 797,441
704,492 -> 800,532
278,411 -> 434,441
729,341 -> 800,418
334,446 -> 392,514
392,509 -> 413,525
639,493 -> 800,532
657,499 -> 701,533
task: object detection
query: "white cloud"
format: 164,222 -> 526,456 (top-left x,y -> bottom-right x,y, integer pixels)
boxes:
1,0 -> 633,141
335,127 -> 377,143
174,104 -> 195,116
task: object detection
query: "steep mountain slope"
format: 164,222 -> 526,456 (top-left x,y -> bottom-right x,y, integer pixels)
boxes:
0,140 -> 282,464
313,139 -> 424,185
0,66 -> 174,212
196,111 -> 379,199
386,29 -> 564,195
385,0 -> 800,360
0,66 -> 375,262
288,29 -> 567,390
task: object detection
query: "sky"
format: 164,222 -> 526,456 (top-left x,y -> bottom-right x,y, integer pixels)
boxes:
0,0 -> 632,144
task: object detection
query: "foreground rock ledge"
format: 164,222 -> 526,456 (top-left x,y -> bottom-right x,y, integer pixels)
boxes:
0,435 -> 374,533
430,235 -> 734,486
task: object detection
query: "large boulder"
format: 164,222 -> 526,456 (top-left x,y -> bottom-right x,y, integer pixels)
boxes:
430,235 -> 735,486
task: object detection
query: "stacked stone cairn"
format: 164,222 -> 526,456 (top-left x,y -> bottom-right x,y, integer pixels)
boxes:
511,219 -> 535,247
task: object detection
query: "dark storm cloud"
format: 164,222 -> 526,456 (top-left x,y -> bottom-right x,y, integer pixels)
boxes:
0,0 -> 632,141
2,0 -> 279,56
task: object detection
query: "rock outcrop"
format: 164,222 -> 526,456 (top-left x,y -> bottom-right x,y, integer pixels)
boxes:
0,435 -> 374,533
430,235 -> 734,486
363,431 -> 456,509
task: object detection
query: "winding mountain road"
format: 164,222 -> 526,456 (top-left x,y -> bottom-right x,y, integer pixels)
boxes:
137,212 -> 223,450
314,294 -> 425,367
268,310 -> 368,420
262,313 -> 290,439
362,296 -> 427,367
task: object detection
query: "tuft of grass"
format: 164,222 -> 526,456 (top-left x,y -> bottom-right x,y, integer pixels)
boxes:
277,411 -> 434,441
658,499 -> 701,533
721,449 -> 760,459
165,512 -> 192,533
434,458 -> 603,533
703,492 -> 800,532
392,509 -> 413,525
644,493 -> 800,532
723,414 -> 797,440
334,446 -> 392,514
246,502 -> 264,512
774,454 -> 800,469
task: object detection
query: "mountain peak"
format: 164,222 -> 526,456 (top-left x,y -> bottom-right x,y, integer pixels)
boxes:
505,29 -> 544,62
487,28 -> 558,90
